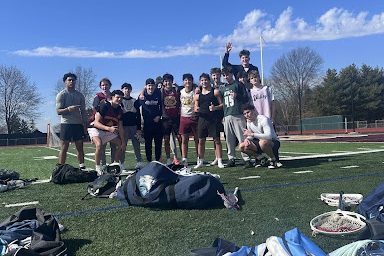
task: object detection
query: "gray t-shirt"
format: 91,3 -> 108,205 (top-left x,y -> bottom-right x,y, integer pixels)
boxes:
56,88 -> 87,124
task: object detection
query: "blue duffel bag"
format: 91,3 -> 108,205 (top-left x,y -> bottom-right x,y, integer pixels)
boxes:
117,161 -> 225,209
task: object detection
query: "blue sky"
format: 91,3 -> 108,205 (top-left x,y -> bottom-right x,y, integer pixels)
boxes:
1,0 -> 383,132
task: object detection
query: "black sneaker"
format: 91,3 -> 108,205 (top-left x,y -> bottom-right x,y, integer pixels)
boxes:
243,160 -> 254,169
226,159 -> 236,167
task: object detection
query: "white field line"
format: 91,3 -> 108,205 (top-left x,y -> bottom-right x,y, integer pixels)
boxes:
238,176 -> 261,180
293,171 -> 313,174
45,147 -> 95,163
340,165 -> 359,169
332,151 -> 353,153
280,151 -> 317,155
5,201 -> 40,208
46,146 -> 384,162
281,149 -> 384,160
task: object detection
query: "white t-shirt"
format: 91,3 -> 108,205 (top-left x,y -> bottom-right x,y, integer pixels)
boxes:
246,115 -> 278,141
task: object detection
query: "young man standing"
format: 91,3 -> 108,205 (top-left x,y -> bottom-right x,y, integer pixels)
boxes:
249,70 -> 275,121
222,42 -> 259,80
56,73 -> 87,169
161,73 -> 181,165
179,73 -> 198,167
139,78 -> 163,162
239,104 -> 281,169
208,67 -> 225,166
87,90 -> 125,174
194,73 -> 224,169
89,78 -> 115,165
121,83 -> 144,170
221,67 -> 252,168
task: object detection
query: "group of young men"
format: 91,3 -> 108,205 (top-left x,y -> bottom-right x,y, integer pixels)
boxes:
55,43 -> 282,174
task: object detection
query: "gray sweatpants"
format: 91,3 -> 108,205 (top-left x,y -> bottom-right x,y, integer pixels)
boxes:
223,115 -> 250,161
121,125 -> 142,163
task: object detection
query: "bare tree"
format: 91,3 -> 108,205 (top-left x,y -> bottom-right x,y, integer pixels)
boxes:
54,66 -> 97,107
270,47 -> 323,134
0,65 -> 42,134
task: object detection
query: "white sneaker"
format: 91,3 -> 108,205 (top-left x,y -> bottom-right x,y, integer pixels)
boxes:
210,158 -> 218,166
166,158 -> 172,165
218,161 -> 225,169
135,162 -> 145,169
96,166 -> 103,176
194,160 -> 204,169
181,159 -> 188,167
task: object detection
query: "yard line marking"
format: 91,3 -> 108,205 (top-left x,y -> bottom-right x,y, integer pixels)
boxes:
46,147 -> 95,162
332,151 -> 353,153
239,176 -> 261,180
33,156 -> 58,160
357,148 -> 374,150
5,201 -> 39,208
31,179 -> 51,185
341,165 -> 359,169
281,149 -> 384,160
293,171 -> 313,174
280,152 -> 317,155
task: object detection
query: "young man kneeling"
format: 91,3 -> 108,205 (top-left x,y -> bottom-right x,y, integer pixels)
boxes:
239,104 -> 282,169
88,90 -> 125,175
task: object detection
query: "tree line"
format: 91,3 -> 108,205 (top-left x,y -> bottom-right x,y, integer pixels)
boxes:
0,47 -> 383,134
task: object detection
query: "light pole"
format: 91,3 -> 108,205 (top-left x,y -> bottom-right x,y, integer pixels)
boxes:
298,85 -> 303,135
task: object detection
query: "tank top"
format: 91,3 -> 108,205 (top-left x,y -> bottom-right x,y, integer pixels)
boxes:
180,88 -> 195,117
162,88 -> 179,119
198,89 -> 219,119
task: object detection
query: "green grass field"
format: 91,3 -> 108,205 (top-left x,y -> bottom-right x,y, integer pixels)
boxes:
1,141 -> 384,255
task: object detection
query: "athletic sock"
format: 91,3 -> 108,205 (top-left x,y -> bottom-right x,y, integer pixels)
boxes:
79,163 -> 85,169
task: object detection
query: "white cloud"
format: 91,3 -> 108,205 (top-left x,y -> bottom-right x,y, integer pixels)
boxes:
12,7 -> 384,59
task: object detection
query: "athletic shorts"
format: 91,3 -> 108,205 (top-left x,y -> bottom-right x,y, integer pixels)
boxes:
250,138 -> 280,157
197,117 -> 220,139
179,116 -> 198,135
162,117 -> 180,136
87,128 -> 118,145
60,124 -> 85,142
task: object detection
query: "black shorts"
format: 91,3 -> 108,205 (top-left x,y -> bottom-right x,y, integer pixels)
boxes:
162,117 -> 180,136
60,124 -> 85,142
197,117 -> 220,139
251,138 -> 280,158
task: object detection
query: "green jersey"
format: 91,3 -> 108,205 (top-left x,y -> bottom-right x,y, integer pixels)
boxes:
220,82 -> 242,117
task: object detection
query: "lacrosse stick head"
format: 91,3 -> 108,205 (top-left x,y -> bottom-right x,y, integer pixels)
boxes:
310,209 -> 366,236
217,187 -> 240,210
320,193 -> 363,207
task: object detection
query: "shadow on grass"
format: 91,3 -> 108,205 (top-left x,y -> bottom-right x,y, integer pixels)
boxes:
64,238 -> 92,254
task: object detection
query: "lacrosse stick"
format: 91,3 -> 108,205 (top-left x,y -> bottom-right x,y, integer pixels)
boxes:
320,192 -> 363,207
310,191 -> 366,236
218,187 -> 240,210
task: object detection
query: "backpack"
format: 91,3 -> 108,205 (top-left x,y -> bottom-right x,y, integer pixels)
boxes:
117,161 -> 225,209
357,182 -> 384,221
0,169 -> 20,183
82,173 -> 120,199
51,164 -> 98,185
0,207 -> 67,255
190,228 -> 326,256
